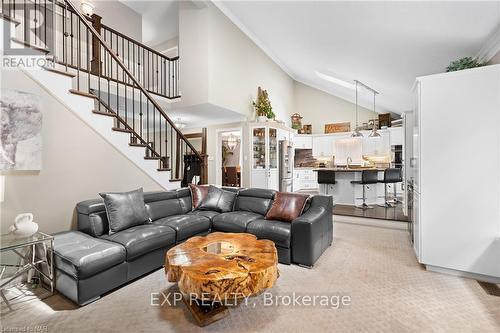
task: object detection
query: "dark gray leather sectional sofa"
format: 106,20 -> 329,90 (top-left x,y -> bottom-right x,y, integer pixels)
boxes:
53,187 -> 333,305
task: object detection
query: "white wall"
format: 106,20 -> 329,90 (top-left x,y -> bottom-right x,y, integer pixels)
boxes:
177,1 -> 209,108
294,81 -> 379,134
207,3 -> 295,124
0,70 -> 162,234
89,0 -> 143,42
177,2 -> 294,124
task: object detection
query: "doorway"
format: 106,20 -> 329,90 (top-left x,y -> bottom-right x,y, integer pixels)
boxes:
216,130 -> 242,187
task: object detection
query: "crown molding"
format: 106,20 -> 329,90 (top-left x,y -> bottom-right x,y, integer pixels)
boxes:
211,0 -> 296,81
476,24 -> 500,62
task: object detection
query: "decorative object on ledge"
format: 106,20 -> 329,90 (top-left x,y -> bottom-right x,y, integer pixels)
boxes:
446,57 -> 484,72
302,124 -> 312,134
378,113 -> 392,128
0,90 -> 42,170
291,113 -> 303,130
325,122 -> 351,134
253,87 -> 275,122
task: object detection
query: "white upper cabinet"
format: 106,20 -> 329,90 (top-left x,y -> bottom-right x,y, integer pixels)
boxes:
312,136 -> 334,157
294,135 -> 312,149
389,127 -> 404,146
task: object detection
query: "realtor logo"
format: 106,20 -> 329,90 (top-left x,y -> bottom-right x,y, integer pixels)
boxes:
2,1 -> 54,56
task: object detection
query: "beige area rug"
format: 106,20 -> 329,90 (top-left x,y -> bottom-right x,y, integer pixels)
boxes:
1,222 -> 500,333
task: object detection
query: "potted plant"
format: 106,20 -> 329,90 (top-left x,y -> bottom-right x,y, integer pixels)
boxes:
253,87 -> 275,122
446,57 -> 485,72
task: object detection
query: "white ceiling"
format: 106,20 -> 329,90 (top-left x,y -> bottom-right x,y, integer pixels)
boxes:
121,1 -> 179,46
216,1 -> 500,114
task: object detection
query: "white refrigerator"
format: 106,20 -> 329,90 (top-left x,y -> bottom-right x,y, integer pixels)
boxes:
412,64 -> 500,281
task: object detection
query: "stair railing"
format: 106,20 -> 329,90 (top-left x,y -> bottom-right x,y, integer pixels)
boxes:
64,0 -> 204,184
0,0 -> 205,184
99,22 -> 180,99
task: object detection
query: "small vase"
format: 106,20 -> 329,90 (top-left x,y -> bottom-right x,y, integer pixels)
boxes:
257,116 -> 267,123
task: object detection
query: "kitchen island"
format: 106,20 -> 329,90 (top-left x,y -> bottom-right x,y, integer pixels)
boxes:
313,168 -> 402,206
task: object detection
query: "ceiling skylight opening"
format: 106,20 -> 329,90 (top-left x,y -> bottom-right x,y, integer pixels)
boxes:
315,71 -> 356,90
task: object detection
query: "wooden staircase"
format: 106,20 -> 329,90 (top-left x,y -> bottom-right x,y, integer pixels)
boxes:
1,0 -> 206,187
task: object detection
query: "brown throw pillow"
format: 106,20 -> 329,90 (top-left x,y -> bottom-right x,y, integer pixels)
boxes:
265,192 -> 309,223
189,184 -> 209,210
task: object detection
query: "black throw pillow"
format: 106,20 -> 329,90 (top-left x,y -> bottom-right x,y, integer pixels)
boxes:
197,185 -> 237,213
99,188 -> 148,235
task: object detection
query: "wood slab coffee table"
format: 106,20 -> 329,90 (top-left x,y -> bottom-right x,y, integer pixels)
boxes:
165,232 -> 279,326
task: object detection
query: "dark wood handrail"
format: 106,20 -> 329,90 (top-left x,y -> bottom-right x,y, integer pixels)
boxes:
100,24 -> 179,62
64,0 -> 201,161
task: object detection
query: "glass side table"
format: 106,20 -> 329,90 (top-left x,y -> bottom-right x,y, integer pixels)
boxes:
0,232 -> 54,311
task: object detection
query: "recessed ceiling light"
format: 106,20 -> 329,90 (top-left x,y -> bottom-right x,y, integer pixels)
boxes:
315,71 -> 355,90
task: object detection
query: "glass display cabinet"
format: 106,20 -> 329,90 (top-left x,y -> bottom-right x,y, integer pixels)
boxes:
250,125 -> 279,190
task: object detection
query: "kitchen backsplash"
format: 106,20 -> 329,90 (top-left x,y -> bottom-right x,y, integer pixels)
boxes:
294,149 -> 316,167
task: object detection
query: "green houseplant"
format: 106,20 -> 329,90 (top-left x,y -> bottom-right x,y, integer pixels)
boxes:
253,87 -> 275,121
446,57 -> 485,72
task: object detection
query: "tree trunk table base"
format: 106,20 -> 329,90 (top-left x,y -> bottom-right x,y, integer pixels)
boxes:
182,295 -> 229,327
165,232 -> 279,326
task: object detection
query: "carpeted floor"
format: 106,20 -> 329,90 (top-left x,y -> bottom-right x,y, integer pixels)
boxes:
1,220 -> 500,332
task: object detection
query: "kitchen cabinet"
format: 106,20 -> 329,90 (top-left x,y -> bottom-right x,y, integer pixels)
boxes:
312,136 -> 334,157
389,127 -> 404,146
293,169 -> 318,190
294,135 -> 312,149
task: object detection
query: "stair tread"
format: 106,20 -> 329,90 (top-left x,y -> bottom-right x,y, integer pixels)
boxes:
112,127 -> 133,133
11,38 -> 50,53
157,168 -> 172,172
129,143 -> 147,147
144,156 -> 161,160
92,110 -> 116,117
1,14 -> 21,26
169,178 -> 182,182
43,66 -> 76,78
69,89 -> 96,99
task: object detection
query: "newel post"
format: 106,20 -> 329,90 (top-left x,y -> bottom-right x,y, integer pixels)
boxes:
90,13 -> 102,76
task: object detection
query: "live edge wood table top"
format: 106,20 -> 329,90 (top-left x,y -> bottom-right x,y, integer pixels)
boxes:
165,232 -> 279,301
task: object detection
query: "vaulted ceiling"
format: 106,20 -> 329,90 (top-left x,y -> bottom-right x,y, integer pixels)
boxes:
215,1 -> 500,114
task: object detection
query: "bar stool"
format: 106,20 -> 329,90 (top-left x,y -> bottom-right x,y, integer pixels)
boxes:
378,168 -> 402,207
351,170 -> 378,209
317,170 -> 336,195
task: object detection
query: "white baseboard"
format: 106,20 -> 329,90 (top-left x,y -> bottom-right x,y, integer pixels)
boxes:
426,265 -> 500,284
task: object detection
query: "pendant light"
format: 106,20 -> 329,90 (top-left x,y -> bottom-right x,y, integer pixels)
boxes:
369,92 -> 381,138
351,81 -> 363,138
226,133 -> 238,150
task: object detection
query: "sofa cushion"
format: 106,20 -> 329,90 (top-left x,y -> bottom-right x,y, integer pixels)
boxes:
188,210 -> 220,221
102,224 -> 175,260
197,186 -> 237,213
189,184 -> 209,210
144,191 -> 183,221
99,188 -> 149,235
234,188 -> 276,216
176,188 -> 192,214
246,219 -> 291,248
153,215 -> 211,241
212,211 -> 263,233
54,231 -> 126,279
265,192 -> 309,222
